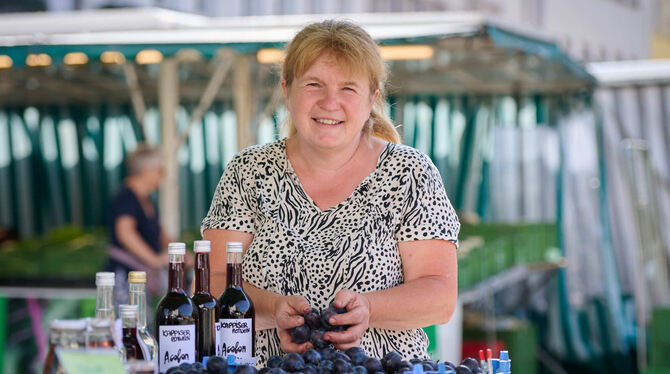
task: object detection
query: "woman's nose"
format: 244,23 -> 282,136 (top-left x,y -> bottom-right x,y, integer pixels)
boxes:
318,88 -> 339,110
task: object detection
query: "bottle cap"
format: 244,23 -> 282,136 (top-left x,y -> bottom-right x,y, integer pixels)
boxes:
51,319 -> 87,331
226,241 -> 243,253
128,271 -> 146,283
194,240 -> 211,253
499,350 -> 509,360
168,242 -> 186,255
119,304 -> 139,319
95,272 -> 115,286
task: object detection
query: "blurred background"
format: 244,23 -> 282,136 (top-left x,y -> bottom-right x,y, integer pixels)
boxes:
1,1 -> 669,374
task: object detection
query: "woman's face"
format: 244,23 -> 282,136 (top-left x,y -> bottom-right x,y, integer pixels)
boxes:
283,52 -> 379,151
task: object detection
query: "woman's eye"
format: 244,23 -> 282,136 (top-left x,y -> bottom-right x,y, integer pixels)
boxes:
307,82 -> 319,87
343,87 -> 355,92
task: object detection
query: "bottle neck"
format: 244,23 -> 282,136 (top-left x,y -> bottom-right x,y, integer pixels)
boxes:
226,251 -> 242,288
128,282 -> 147,329
168,254 -> 186,292
195,252 -> 210,294
95,285 -> 115,320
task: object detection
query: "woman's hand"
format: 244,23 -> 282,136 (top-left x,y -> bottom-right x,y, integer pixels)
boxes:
275,295 -> 314,353
324,289 -> 371,350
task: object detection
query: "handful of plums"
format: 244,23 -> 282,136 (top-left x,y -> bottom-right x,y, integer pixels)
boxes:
289,303 -> 350,348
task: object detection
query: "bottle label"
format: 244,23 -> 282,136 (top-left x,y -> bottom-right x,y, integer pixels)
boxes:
158,325 -> 195,372
219,318 -> 253,360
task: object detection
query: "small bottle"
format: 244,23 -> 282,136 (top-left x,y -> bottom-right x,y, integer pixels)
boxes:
155,242 -> 196,373
128,271 -> 157,361
120,304 -> 145,361
218,242 -> 255,361
43,319 -> 86,374
95,272 -> 123,351
95,272 -> 116,321
191,240 -> 219,362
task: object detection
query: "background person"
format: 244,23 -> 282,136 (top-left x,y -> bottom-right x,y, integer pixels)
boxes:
106,144 -> 173,304
202,20 -> 460,364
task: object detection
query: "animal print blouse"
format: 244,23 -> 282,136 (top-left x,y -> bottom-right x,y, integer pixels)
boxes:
202,139 -> 460,365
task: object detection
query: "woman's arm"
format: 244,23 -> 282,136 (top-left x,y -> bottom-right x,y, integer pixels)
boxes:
367,239 -> 457,329
326,239 -> 457,349
115,215 -> 167,268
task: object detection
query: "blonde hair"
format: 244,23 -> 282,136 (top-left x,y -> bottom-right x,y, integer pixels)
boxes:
281,19 -> 401,144
126,143 -> 162,176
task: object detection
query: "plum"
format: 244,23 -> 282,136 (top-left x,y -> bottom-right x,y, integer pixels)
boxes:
185,369 -> 199,374
460,358 -> 480,373
303,365 -> 318,374
259,369 -> 272,374
267,356 -> 284,369
333,358 -> 353,374
330,352 -> 351,363
283,352 -> 306,372
352,366 -> 367,374
363,357 -> 384,373
394,361 -> 412,374
310,329 -> 329,349
319,347 -> 336,361
455,366 -> 473,374
269,369 -> 288,374
291,324 -> 311,344
422,361 -> 438,371
303,349 -> 322,365
304,308 -> 322,329
381,352 -> 403,372
320,308 -> 337,330
179,363 -> 193,371
345,347 -> 367,366
206,356 -> 227,374
317,360 -> 334,374
234,365 -> 259,374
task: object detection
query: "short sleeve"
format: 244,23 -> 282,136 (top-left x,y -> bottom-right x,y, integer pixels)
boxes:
395,154 -> 460,247
201,154 -> 257,236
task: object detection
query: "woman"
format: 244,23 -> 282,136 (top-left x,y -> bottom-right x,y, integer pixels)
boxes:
106,144 -> 171,302
202,20 -> 460,363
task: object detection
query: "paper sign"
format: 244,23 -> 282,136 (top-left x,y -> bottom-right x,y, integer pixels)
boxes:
56,348 -> 126,374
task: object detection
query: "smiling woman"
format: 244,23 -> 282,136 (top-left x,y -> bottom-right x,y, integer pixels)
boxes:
202,19 -> 460,366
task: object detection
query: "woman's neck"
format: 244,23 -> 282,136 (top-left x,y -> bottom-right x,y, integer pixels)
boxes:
287,133 -> 369,175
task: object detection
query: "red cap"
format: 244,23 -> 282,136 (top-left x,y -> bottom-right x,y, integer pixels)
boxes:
486,348 -> 493,359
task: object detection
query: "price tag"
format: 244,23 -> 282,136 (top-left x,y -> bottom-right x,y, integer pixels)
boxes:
55,348 -> 126,374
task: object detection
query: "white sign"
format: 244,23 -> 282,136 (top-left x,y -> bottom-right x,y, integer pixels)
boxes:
219,318 -> 253,361
158,324 -> 195,373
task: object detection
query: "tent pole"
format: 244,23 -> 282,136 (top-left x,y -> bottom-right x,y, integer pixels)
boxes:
159,57 -> 180,238
122,63 -> 147,140
234,54 -> 253,151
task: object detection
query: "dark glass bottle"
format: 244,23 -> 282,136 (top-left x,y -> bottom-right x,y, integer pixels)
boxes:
155,242 -> 196,373
120,304 -> 145,361
218,242 -> 255,361
191,240 -> 219,362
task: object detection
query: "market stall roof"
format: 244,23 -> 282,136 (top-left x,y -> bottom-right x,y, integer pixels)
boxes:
587,59 -> 670,86
0,8 -> 595,107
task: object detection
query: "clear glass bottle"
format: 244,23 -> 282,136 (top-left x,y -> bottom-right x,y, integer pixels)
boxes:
191,240 -> 219,361
218,241 -> 255,361
43,319 -> 86,374
128,271 -> 157,361
120,304 -> 145,361
95,272 -> 115,320
155,242 -> 196,373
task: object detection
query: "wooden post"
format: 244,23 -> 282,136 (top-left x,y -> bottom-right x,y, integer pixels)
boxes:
234,54 -> 253,151
158,58 -> 180,238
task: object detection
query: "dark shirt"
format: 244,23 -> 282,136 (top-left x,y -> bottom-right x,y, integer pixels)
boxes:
106,185 -> 161,272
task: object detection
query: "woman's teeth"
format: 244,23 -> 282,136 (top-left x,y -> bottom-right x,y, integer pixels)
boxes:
315,118 -> 342,125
